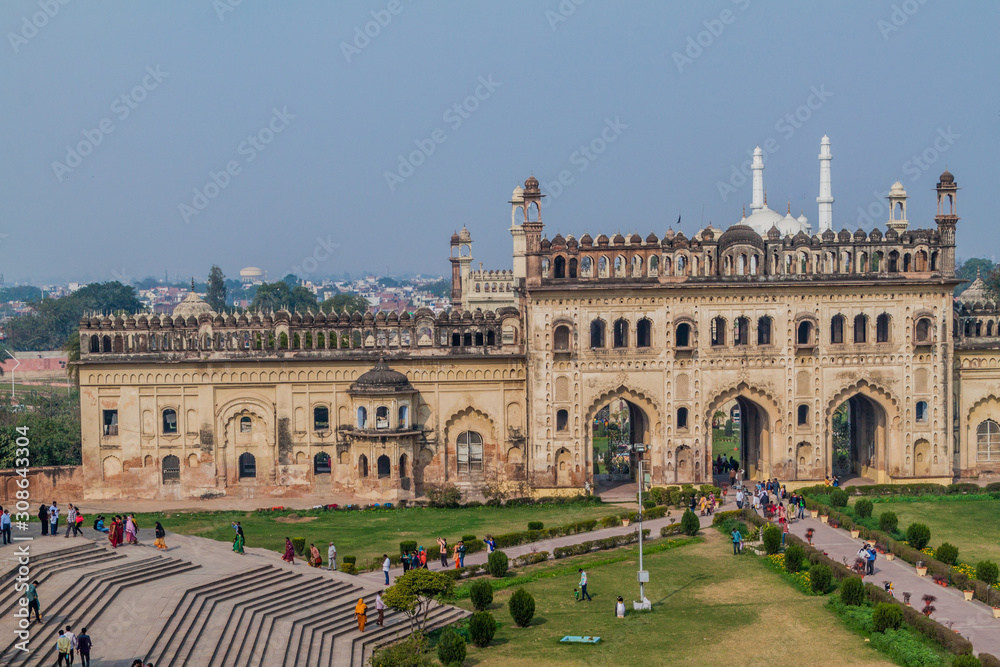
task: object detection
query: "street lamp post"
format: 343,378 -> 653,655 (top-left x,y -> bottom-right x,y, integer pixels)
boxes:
635,443 -> 648,607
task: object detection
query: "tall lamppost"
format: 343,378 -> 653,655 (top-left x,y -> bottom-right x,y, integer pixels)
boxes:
635,443 -> 649,607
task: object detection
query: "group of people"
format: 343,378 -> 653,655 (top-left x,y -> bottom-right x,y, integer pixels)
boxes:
690,492 -> 719,516
714,454 -> 739,475
53,625 -> 92,666
36,501 -> 86,538
824,475 -> 842,487
353,590 -> 387,632
104,514 -> 146,548
856,542 -> 878,575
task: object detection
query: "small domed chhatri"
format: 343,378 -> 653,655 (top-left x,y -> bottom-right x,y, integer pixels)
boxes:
349,357 -> 415,395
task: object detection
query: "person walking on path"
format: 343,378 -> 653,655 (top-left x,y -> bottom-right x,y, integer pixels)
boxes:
154,522 -> 168,550
125,514 -> 138,544
375,590 -> 386,627
354,597 -> 368,632
231,522 -> 245,555
457,540 -> 467,567
49,502 -> 59,536
26,580 -> 41,623
64,505 -> 77,537
55,630 -> 71,666
309,543 -> 322,568
452,543 -> 461,569
866,545 -> 877,576
382,554 -> 391,585
77,628 -> 92,667
437,537 -> 448,568
38,503 -> 49,536
64,625 -> 77,665
281,537 -> 296,564
578,568 -> 592,601
484,535 -> 496,553
1,509 -> 11,545
731,527 -> 742,555
328,541 -> 337,571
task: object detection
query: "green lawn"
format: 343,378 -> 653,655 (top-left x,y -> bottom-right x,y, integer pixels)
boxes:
712,428 -> 740,462
450,530 -> 895,666
853,497 -> 1000,565
130,502 -> 624,567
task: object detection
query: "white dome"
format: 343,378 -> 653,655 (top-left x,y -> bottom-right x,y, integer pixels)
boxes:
743,206 -> 786,235
511,185 -> 524,202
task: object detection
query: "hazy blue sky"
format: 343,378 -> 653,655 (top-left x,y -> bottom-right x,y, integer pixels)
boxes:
2,0 -> 997,284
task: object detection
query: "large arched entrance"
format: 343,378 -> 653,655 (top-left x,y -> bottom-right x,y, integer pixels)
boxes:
706,384 -> 779,483
592,398 -> 649,482
830,393 -> 889,481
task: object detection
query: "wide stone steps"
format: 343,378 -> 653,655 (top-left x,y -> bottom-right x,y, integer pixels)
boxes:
1,553 -> 200,667
349,603 -> 471,667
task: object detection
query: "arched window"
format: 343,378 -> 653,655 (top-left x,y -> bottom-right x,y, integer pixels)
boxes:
314,452 -> 332,474
734,317 -> 749,346
590,319 -> 606,348
554,325 -> 571,351
398,405 -> 409,429
89,335 -> 100,353
737,254 -> 746,275
854,314 -> 868,343
238,452 -> 256,479
915,401 -> 928,423
614,255 -> 625,277
677,254 -> 687,275
649,255 -> 659,276
102,335 -> 111,353
598,256 -> 608,278
677,407 -> 688,430
457,431 -> 484,474
676,322 -> 692,348
797,321 -> 814,346
631,255 -> 643,277
711,317 -> 727,346
581,256 -> 593,277
757,317 -> 772,346
162,409 -> 178,434
797,404 -> 809,426
553,255 -> 566,278
359,454 -> 369,477
162,455 -> 180,483
357,406 -> 368,429
375,406 -> 390,429
556,409 -> 568,431
240,416 -> 252,433
613,318 -> 629,348
399,453 -> 408,478
541,258 -> 550,278
569,258 -> 578,278
876,313 -> 891,343
377,455 -> 391,478
750,254 -> 759,275
887,251 -> 899,273
831,315 -> 845,344
313,406 -> 329,431
977,420 -> 1000,462
636,319 -> 651,348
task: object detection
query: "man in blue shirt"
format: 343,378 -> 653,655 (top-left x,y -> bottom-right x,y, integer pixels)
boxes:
578,568 -> 592,601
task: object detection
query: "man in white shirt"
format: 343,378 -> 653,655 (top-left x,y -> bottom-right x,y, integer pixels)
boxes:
63,625 -> 77,665
382,554 -> 391,585
375,590 -> 386,626
49,502 -> 59,536
65,505 -> 77,538
327,542 -> 337,571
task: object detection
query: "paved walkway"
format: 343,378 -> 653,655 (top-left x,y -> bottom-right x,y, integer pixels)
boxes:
785,514 -> 1000,658
356,508 -> 716,586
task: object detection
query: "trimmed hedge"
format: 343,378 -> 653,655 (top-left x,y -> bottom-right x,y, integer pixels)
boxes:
470,579 -> 494,611
553,529 -> 651,559
905,523 -> 931,550
468,611 -> 497,647
487,551 -> 509,578
840,577 -> 866,606
976,560 -> 999,586
784,545 -> 806,573
854,498 -> 873,518
872,602 -> 903,633
437,627 -> 466,667
934,542 -> 958,565
809,564 -> 832,593
878,510 -> 898,533
866,583 -> 975,656
509,587 -> 536,627
681,510 -> 700,536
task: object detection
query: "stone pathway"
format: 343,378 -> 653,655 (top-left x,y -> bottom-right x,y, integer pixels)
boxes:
785,514 -> 1000,659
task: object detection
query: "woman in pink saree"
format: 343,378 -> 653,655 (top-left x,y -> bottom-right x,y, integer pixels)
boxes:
125,515 -> 138,544
281,537 -> 296,564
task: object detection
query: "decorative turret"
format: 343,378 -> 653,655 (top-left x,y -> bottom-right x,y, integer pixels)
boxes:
935,170 -> 959,277
886,181 -> 908,233
817,135 -> 834,232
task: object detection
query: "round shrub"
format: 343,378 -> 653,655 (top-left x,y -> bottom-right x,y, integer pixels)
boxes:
469,579 -> 494,611
508,587 -> 536,627
840,577 -> 866,606
854,498 -> 873,518
291,537 -> 306,556
879,511 -> 898,534
830,489 -> 849,508
527,521 -> 544,531
935,542 -> 959,565
487,550 -> 509,578
468,610 -> 497,647
762,525 -> 782,555
872,602 -> 904,633
809,564 -> 832,593
906,523 -> 931,550
952,655 -> 982,667
784,545 -> 806,573
976,560 -> 999,586
681,509 -> 700,536
436,627 -> 466,667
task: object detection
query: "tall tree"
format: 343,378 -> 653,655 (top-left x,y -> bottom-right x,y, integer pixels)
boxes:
251,281 -> 318,313
321,293 -> 371,314
206,265 -> 227,312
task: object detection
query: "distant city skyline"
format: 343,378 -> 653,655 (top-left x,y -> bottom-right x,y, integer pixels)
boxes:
2,1 -> 998,283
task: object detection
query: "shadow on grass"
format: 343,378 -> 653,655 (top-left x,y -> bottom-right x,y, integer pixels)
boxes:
530,616 -> 548,626
654,573 -> 709,606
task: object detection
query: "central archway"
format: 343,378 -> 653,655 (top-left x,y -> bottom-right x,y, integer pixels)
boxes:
585,386 -> 657,486
705,383 -> 780,483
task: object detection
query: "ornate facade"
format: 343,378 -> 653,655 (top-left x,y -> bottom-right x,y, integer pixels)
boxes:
76,140 -> 1000,500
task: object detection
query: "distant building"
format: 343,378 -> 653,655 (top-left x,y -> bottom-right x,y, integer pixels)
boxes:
240,267 -> 265,285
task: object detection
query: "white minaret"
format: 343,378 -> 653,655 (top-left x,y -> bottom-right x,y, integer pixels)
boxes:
817,135 -> 834,232
750,146 -> 764,212
509,186 -> 526,281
